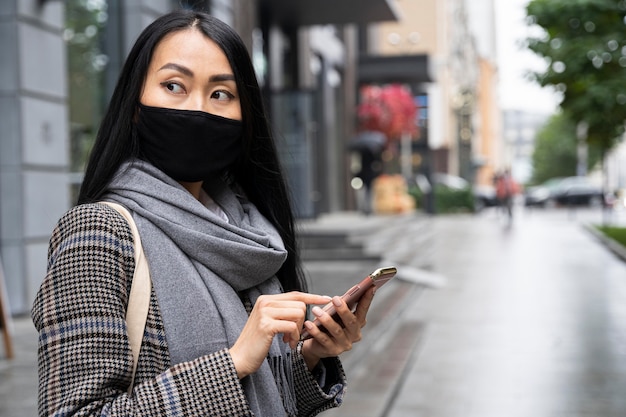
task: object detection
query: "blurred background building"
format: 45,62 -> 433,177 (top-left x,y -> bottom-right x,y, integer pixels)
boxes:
371,0 -> 499,187
0,0 -> 516,314
502,110 -> 549,184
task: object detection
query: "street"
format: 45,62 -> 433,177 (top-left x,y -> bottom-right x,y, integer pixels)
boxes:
2,206 -> 626,416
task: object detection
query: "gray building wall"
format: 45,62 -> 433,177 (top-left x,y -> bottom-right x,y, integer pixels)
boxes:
0,0 -> 69,315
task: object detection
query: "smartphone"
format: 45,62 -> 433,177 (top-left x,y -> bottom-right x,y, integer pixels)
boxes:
300,266 -> 397,340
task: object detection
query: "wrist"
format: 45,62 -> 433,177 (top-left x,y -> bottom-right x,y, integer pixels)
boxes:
228,346 -> 250,379
299,340 -> 321,371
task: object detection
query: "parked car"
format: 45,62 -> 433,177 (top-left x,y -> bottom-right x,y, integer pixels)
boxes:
525,176 -> 606,207
473,185 -> 499,210
429,172 -> 467,190
551,176 -> 605,207
524,177 -> 564,207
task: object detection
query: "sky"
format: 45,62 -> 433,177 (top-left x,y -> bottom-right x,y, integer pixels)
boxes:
494,0 -> 560,113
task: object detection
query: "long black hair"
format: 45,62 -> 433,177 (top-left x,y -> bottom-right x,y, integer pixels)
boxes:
78,10 -> 306,292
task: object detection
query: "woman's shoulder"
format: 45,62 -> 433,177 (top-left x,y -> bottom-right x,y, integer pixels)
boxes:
56,202 -> 132,234
50,202 -> 135,256
34,202 -> 138,333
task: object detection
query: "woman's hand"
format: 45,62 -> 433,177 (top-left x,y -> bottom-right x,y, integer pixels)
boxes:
300,286 -> 376,371
229,291 -> 331,379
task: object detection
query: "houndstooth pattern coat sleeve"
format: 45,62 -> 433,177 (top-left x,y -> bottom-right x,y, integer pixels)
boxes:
32,203 -> 346,417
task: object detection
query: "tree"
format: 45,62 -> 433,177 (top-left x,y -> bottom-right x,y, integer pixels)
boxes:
357,84 -> 418,142
526,0 -> 626,156
531,111 -> 601,184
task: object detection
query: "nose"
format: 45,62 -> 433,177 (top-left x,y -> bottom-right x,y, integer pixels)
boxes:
187,93 -> 210,114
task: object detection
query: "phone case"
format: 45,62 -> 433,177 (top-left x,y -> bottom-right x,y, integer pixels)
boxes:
300,266 -> 397,340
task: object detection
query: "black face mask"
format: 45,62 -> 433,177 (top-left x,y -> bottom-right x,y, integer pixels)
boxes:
135,103 -> 243,182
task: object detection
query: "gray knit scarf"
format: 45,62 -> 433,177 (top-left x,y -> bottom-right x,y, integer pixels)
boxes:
106,159 -> 297,416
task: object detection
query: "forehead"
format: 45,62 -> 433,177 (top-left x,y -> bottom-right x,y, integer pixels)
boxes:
149,28 -> 232,72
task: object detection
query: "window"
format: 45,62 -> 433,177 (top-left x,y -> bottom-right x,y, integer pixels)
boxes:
66,0 -> 110,202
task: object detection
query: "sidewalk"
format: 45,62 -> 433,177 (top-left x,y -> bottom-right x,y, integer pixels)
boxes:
0,314 -> 38,416
336,206 -> 626,417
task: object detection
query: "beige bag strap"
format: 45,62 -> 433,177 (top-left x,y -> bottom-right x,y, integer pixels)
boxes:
101,202 -> 151,394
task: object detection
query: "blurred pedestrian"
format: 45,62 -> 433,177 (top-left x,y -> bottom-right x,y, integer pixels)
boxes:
31,10 -> 375,417
349,122 -> 386,214
494,169 -> 518,222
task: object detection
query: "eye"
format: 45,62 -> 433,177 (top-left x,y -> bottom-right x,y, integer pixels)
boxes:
161,81 -> 185,94
211,90 -> 235,101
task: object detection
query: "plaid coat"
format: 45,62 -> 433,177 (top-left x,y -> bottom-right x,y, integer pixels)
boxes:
32,203 -> 346,416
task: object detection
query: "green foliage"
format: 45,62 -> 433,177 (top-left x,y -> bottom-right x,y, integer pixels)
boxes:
434,185 -> 475,213
526,0 -> 626,152
408,186 -> 424,209
596,225 -> 626,247
531,111 -> 601,184
409,185 -> 475,214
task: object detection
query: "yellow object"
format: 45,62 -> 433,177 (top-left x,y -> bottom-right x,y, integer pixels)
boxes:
372,174 -> 416,214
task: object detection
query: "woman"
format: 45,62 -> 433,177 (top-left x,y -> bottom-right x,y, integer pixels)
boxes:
32,10 -> 375,417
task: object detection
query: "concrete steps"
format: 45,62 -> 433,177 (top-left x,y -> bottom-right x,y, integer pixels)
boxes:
299,212 -> 436,417
320,275 -> 426,417
298,229 -> 381,261
297,211 -> 434,267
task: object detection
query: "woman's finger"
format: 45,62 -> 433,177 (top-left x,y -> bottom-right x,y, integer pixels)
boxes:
354,286 -> 376,322
272,291 -> 332,306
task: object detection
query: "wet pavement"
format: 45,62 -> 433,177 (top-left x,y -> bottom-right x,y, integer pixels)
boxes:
2,205 -> 626,416
388,208 -> 626,417
321,206 -> 626,417
0,314 -> 38,416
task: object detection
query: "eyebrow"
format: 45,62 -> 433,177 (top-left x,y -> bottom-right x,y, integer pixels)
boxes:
157,63 -> 235,83
209,73 -> 236,83
158,62 -> 193,77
